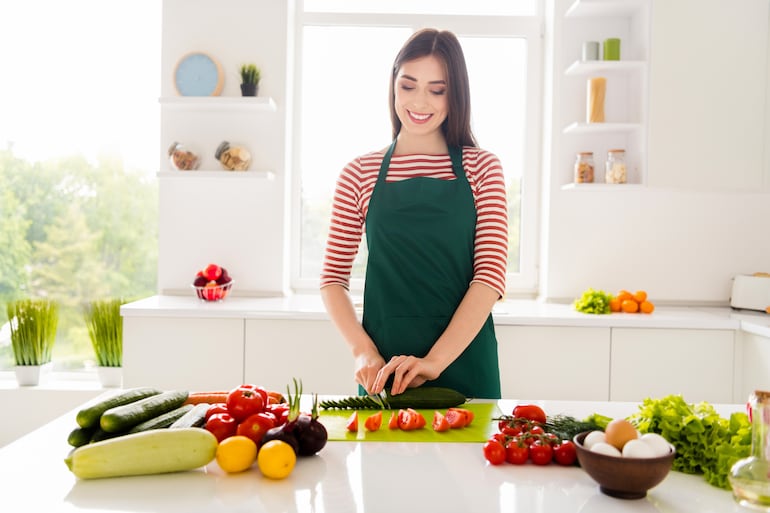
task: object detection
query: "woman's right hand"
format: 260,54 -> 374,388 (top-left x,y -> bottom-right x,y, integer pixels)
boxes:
355,350 -> 386,395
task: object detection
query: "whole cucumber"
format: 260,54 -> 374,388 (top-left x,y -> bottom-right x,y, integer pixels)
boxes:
127,404 -> 194,433
76,387 -> 163,429
100,390 -> 189,433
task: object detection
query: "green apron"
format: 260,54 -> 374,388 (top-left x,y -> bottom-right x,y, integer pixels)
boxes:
361,140 -> 501,399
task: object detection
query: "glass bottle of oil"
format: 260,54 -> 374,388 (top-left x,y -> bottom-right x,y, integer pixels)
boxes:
729,390 -> 770,511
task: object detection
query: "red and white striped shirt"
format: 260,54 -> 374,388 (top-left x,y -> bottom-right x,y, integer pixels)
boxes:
320,147 -> 508,297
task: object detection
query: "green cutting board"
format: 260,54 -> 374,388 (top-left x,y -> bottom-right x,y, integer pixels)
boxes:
318,402 -> 502,443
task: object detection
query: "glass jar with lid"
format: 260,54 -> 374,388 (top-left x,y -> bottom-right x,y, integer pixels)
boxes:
574,152 -> 594,183
605,149 -> 627,184
168,142 -> 200,171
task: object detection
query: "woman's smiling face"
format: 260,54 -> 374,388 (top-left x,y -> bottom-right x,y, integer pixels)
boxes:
394,55 -> 448,139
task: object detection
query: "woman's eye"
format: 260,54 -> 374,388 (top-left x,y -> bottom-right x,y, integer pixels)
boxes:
399,84 -> 415,91
431,89 -> 446,96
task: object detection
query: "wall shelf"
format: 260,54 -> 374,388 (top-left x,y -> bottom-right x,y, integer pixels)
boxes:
561,182 -> 645,191
565,0 -> 647,18
157,170 -> 275,180
564,60 -> 646,76
562,122 -> 641,135
159,96 -> 277,112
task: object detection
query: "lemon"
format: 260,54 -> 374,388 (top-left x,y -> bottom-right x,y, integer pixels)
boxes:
257,440 -> 296,479
216,435 -> 257,473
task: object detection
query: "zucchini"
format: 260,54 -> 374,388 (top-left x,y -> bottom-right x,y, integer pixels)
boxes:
319,386 -> 467,410
65,427 -> 217,479
127,404 -> 194,433
76,387 -> 163,429
100,390 -> 189,433
170,403 -> 210,429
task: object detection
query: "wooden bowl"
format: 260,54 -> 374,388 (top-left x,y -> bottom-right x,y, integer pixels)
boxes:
574,431 -> 676,499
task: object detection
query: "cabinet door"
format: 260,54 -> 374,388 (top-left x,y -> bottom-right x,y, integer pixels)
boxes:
244,319 -> 358,395
610,328 -> 734,403
122,317 -> 245,390
496,326 -> 611,400
647,0 -> 769,190
736,331 -> 770,403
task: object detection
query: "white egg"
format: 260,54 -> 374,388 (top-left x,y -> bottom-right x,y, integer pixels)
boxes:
639,433 -> 672,457
590,442 -> 622,457
622,439 -> 655,458
583,430 -> 607,450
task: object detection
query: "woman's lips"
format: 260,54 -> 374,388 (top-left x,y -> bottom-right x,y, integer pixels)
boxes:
407,110 -> 432,124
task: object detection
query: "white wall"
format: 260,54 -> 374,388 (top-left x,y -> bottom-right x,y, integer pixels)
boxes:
158,0 -> 770,305
540,0 -> 770,304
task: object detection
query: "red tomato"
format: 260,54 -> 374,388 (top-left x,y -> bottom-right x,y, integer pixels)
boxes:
226,384 -> 267,422
505,438 -> 529,465
398,409 -> 418,431
205,403 -> 229,421
444,409 -> 467,429
543,433 -> 560,447
205,412 -> 238,442
523,425 -> 545,446
387,411 -> 399,429
364,411 -> 383,432
529,441 -> 554,465
512,404 -> 546,425
501,424 -> 522,437
409,408 -> 426,429
490,432 -> 508,446
236,412 -> 275,445
448,407 -> 474,426
553,440 -> 578,466
483,440 -> 506,465
432,411 -> 450,432
346,411 -> 358,433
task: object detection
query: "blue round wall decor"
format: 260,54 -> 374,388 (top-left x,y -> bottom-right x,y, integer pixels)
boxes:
174,52 -> 224,96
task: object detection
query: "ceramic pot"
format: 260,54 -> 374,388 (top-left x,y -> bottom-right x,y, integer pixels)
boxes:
14,362 -> 52,386
96,366 -> 123,388
240,83 -> 258,97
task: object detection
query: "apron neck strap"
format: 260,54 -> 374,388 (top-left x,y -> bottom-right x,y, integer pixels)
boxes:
378,140 -> 465,183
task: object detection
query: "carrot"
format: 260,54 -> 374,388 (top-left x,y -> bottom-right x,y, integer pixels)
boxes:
183,392 -> 228,405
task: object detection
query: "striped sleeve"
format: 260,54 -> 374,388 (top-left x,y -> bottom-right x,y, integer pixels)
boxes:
467,149 -> 508,298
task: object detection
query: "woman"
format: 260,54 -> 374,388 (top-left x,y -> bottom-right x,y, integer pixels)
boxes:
320,29 -> 508,399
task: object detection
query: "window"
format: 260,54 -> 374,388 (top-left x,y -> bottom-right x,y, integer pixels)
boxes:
0,1 -> 160,374
292,2 -> 543,295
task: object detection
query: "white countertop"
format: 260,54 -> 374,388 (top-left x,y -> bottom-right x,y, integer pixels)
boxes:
0,398 -> 748,513
121,294 -> 770,337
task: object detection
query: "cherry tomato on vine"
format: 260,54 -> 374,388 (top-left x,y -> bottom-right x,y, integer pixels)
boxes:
505,438 -> 529,465
553,440 -> 578,466
529,440 -> 554,465
512,404 -> 547,425
483,439 -> 506,465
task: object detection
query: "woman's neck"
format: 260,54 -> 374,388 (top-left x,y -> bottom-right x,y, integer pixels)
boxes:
393,132 -> 448,156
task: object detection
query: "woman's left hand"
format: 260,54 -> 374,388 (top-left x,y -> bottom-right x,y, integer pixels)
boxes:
371,355 -> 441,395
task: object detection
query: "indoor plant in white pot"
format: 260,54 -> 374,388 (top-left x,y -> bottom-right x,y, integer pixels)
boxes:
84,298 -> 124,387
7,298 -> 59,386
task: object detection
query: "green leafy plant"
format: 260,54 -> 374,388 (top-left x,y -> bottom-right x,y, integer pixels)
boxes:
573,288 -> 613,314
7,299 -> 59,366
84,298 -> 124,367
239,63 -> 261,85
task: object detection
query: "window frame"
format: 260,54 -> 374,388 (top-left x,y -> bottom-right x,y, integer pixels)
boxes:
290,5 -> 543,296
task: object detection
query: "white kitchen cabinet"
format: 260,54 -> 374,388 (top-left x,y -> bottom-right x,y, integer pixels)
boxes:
646,0 -> 769,191
496,326 -> 611,400
122,316 -> 245,390
557,0 -> 650,187
734,330 -> 770,403
244,319 -> 358,396
610,328 -> 734,403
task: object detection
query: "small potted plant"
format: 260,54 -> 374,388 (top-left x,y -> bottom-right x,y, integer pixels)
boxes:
84,298 -> 124,387
7,298 -> 59,386
239,63 -> 261,97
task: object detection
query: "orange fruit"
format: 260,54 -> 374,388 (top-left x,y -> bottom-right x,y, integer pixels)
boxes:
633,290 -> 648,303
640,300 -> 655,314
616,290 -> 633,303
621,299 -> 639,313
609,297 -> 622,312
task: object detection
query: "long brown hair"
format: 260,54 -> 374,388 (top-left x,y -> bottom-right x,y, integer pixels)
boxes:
388,28 -> 477,148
